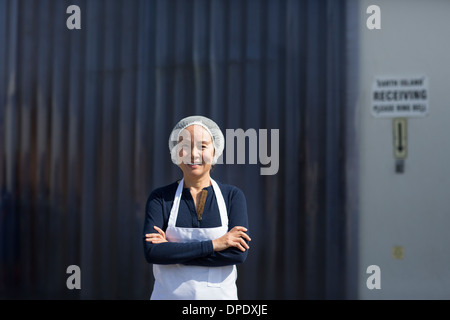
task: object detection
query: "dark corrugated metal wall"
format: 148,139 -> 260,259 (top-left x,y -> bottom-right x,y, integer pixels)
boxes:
0,0 -> 358,299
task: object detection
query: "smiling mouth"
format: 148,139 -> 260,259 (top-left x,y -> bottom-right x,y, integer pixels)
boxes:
187,163 -> 202,168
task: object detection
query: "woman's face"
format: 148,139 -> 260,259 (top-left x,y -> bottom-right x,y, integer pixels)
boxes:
177,125 -> 215,179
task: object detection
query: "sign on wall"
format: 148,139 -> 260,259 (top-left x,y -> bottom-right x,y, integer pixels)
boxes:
371,75 -> 429,118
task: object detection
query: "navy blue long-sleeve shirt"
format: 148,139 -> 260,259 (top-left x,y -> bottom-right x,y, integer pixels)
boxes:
143,179 -> 249,267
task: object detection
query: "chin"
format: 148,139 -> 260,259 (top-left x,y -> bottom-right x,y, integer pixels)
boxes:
181,164 -> 212,177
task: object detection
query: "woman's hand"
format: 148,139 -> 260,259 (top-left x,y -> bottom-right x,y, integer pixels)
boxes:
212,226 -> 251,252
145,226 -> 168,244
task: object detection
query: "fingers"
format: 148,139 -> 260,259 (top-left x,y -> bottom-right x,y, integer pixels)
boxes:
241,237 -> 250,250
231,226 -> 247,232
145,227 -> 167,244
238,231 -> 251,242
227,226 -> 251,252
238,236 -> 250,251
153,226 -> 166,236
145,233 -> 162,240
230,226 -> 251,242
145,233 -> 164,243
235,241 -> 248,252
233,238 -> 249,252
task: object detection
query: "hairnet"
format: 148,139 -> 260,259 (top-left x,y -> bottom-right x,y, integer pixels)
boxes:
168,115 -> 225,165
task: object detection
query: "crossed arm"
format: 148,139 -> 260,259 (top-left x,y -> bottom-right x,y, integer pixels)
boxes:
142,187 -> 251,267
146,225 -> 251,252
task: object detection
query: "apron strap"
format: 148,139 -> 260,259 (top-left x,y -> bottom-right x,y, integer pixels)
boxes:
210,178 -> 229,227
168,177 -> 228,228
168,178 -> 184,228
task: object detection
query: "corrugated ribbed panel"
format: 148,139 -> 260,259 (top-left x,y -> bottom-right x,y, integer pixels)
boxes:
0,0 -> 357,299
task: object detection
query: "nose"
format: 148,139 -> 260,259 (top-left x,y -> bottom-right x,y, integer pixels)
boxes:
190,145 -> 202,163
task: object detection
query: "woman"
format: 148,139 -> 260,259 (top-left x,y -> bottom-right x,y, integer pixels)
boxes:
143,115 -> 251,300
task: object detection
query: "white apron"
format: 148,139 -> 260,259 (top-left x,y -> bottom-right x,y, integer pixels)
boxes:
150,178 -> 238,300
